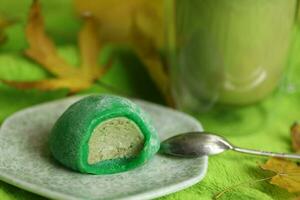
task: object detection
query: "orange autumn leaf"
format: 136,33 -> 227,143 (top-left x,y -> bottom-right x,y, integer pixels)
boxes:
79,12 -> 103,80
25,0 -> 78,77
2,78 -> 91,92
74,0 -> 174,105
130,14 -> 173,105
3,0 -> 110,93
74,0 -> 164,47
261,158 -> 300,193
291,122 -> 300,153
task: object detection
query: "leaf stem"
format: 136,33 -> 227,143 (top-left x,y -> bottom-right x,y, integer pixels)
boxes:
213,176 -> 274,200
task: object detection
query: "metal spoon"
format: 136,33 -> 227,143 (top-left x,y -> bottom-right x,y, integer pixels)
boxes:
160,132 -> 300,159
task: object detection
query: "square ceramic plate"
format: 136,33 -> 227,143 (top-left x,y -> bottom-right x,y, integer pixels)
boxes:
0,96 -> 208,200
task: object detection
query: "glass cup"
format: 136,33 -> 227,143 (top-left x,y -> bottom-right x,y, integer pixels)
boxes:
165,0 -> 299,113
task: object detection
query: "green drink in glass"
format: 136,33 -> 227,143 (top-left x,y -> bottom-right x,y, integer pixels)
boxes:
166,0 -> 298,111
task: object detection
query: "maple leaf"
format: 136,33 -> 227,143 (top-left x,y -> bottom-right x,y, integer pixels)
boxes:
215,121 -> 300,199
291,122 -> 300,153
74,0 -> 164,46
2,0 -> 110,93
74,0 -> 174,105
130,11 -> 173,106
261,158 -> 300,193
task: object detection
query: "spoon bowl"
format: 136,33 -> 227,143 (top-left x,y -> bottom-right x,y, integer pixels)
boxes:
160,131 -> 300,160
160,132 -> 232,157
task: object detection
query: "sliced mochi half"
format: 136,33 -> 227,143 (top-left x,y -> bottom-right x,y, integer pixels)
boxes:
49,95 -> 160,174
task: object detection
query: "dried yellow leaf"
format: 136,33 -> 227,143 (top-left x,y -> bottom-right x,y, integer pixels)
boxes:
25,0 -> 79,78
261,158 -> 300,193
78,13 -> 102,80
2,78 -> 90,93
74,0 -> 174,105
74,0 -> 164,46
130,11 -> 174,105
3,0 -> 110,93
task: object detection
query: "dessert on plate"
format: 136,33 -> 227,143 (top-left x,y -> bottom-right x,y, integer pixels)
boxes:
49,95 -> 160,174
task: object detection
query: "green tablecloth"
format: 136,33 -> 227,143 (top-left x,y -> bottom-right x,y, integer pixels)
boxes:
0,1 -> 299,199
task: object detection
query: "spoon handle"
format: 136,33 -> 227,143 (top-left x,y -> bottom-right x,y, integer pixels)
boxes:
233,147 -> 300,159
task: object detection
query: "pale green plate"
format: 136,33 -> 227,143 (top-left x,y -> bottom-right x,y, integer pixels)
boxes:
0,96 -> 208,200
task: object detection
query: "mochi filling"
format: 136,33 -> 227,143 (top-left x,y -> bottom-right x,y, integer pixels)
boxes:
88,117 -> 145,164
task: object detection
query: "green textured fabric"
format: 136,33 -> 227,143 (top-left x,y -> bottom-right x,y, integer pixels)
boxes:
50,95 -> 160,174
0,0 -> 300,199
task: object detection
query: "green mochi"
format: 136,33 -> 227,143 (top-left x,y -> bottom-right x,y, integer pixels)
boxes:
49,95 -> 160,174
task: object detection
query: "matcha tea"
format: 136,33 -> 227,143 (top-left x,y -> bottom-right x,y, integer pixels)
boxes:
168,0 -> 297,109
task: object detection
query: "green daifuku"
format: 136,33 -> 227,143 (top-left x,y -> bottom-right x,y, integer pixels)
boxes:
49,95 -> 160,174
